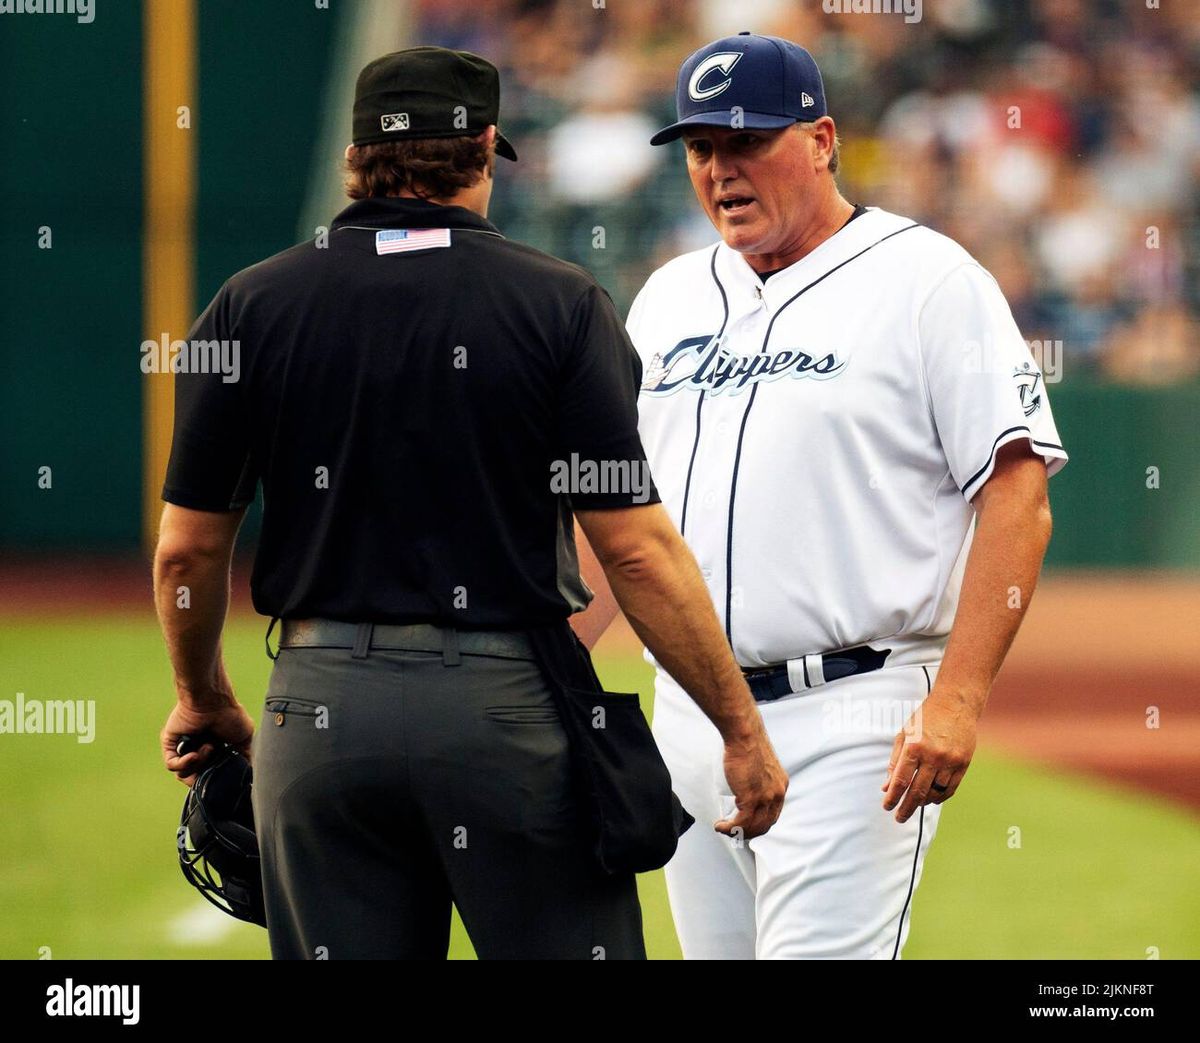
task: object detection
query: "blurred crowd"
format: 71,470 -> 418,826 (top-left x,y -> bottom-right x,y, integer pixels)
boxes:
414,0 -> 1200,384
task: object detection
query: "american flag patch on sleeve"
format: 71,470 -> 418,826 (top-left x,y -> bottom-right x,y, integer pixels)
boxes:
375,228 -> 452,255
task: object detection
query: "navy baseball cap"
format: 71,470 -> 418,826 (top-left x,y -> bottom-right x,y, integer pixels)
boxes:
650,32 -> 827,146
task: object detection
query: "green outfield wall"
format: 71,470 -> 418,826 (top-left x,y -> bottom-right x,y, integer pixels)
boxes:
1,3 -> 1195,569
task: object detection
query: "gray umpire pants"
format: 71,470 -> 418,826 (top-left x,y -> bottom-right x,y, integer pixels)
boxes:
249,624 -> 646,960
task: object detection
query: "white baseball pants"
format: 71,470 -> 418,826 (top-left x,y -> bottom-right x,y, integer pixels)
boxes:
652,662 -> 943,960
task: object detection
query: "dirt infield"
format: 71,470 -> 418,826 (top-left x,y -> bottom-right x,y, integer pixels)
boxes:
5,557 -> 1198,812
973,574 -> 1200,812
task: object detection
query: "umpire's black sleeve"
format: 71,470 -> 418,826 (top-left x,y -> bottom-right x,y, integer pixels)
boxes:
555,282 -> 660,510
161,283 -> 259,511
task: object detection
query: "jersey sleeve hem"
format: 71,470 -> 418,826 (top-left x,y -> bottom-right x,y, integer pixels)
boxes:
960,426 -> 1069,501
569,491 -> 663,510
161,486 -> 254,512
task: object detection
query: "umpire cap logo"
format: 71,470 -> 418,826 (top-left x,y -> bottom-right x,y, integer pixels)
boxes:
380,112 -> 410,132
688,52 -> 743,102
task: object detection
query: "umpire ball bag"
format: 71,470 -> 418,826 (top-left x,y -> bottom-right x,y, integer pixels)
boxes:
527,620 -> 695,875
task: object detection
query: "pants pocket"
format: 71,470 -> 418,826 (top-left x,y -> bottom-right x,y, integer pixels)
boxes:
484,705 -> 561,725
264,696 -> 327,727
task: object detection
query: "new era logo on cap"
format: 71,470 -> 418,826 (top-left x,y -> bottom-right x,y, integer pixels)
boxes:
801,92 -> 815,108
380,112 -> 410,132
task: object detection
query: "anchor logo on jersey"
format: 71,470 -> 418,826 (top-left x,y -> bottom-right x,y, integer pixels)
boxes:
641,334 -> 846,397
1013,362 -> 1042,417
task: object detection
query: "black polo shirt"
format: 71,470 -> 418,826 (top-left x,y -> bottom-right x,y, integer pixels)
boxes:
162,197 -> 659,627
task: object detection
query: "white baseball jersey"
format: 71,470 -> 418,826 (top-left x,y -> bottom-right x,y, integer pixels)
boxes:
627,206 -> 1068,668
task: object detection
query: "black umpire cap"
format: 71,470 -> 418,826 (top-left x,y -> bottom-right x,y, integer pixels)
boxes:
351,46 -> 519,160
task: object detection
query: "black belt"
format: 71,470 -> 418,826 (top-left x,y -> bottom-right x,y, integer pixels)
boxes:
274,618 -> 537,662
742,644 -> 892,703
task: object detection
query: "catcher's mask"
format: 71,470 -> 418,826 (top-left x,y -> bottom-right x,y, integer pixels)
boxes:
176,740 -> 266,927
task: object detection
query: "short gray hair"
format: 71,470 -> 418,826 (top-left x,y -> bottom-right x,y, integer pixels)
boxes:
796,121 -> 841,175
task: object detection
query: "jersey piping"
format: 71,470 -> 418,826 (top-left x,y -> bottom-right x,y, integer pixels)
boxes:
724,221 -> 923,648
679,245 -> 731,538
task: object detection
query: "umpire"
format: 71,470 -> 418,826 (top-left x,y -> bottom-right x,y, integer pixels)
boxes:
154,47 -> 786,960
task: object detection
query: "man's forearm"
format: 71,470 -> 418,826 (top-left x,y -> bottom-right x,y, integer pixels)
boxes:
572,505 -> 785,837
569,521 -> 621,649
153,550 -> 235,707
580,515 -> 759,743
614,550 -> 759,742
937,483 -> 1052,717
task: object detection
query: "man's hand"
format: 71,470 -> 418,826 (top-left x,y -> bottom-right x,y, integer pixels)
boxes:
716,724 -> 788,840
881,687 -> 978,823
880,440 -> 1051,824
161,694 -> 255,786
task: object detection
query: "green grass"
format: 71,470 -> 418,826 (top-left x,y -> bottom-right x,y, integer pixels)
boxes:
1,613 -> 1197,959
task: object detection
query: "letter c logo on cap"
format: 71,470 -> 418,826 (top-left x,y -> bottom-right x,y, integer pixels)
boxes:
688,52 -> 743,102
